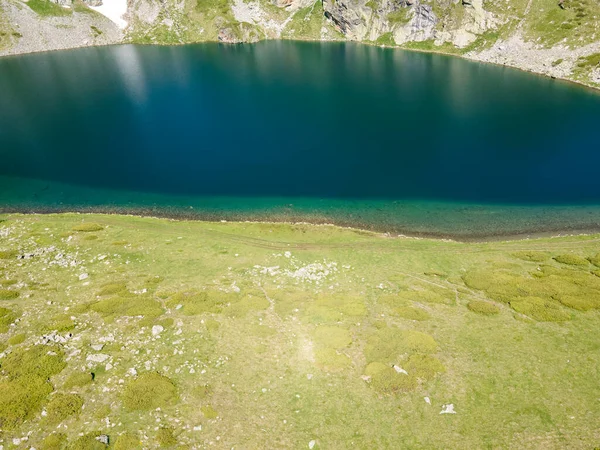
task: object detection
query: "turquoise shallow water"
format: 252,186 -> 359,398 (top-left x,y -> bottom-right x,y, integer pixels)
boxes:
1,42 -> 600,239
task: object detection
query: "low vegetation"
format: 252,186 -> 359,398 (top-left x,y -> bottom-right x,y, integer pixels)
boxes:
0,214 -> 599,447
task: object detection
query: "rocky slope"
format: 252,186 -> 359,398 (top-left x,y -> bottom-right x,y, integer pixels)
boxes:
1,0 -> 599,88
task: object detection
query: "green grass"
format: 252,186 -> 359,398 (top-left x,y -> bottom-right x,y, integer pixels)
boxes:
554,253 -> 589,266
26,0 -> 73,16
0,213 -> 600,447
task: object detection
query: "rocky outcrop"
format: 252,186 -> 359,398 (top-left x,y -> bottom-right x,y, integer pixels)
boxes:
393,2 -> 437,44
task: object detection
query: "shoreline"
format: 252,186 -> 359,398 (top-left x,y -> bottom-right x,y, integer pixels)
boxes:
3,206 -> 600,243
1,39 -> 599,94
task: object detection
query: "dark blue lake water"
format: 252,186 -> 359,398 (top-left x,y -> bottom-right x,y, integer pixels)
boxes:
1,42 -> 600,239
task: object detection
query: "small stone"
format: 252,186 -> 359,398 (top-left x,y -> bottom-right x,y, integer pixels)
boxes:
306,374 -> 313,380
309,440 -> 316,449
91,344 -> 104,351
193,425 -> 202,431
393,365 -> 408,375
105,363 -> 113,370
128,367 -> 138,376
152,325 -> 164,336
440,404 -> 456,415
424,397 -> 431,405
86,354 -> 110,363
79,273 -> 89,280
96,434 -> 109,445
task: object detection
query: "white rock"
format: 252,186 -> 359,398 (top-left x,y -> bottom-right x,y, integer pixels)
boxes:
128,367 -> 138,376
193,425 -> 202,431
87,354 -> 110,363
91,344 -> 104,351
440,404 -> 456,414
152,325 -> 164,336
393,365 -> 408,375
79,273 -> 89,281
105,363 -> 113,370
424,397 -> 431,405
306,374 -> 313,380
284,251 -> 291,258
309,440 -> 316,449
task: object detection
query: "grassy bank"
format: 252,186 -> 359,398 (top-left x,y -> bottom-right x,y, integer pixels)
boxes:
0,213 -> 599,448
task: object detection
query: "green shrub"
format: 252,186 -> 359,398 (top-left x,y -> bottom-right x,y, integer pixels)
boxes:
0,279 -> 17,286
512,251 -> 550,262
40,433 -> 67,450
83,235 -> 98,241
313,326 -> 352,349
205,319 -> 220,331
157,427 -> 178,446
2,345 -> 66,380
114,432 -> 142,450
45,393 -> 84,424
122,372 -> 178,410
7,333 -> 26,345
551,58 -> 564,67
467,300 -> 500,315
63,371 -> 94,389
42,315 -> 76,333
0,289 -> 19,300
72,223 -> 104,232
510,297 -> 570,322
553,254 -> 589,266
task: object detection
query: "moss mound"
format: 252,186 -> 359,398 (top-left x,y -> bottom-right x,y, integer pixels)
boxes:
114,432 -> 142,450
41,433 -> 67,450
0,346 -> 66,429
512,251 -> 550,262
45,393 -> 84,424
166,290 -> 240,315
588,253 -> 600,268
96,282 -> 128,296
122,372 -> 178,410
201,405 -> 218,419
404,354 -> 446,380
224,294 -> 269,317
66,432 -> 107,450
313,326 -> 352,349
467,300 -> 500,315
7,333 -> 26,345
0,289 -> 19,300
90,295 -> 163,323
305,295 -> 367,324
157,427 -> 178,446
0,250 -> 18,259
72,223 -> 104,232
510,297 -> 570,322
64,371 -> 94,389
0,306 -> 17,333
368,364 -> 417,394
315,348 -> 352,372
394,306 -> 431,321
557,293 -> 600,311
553,254 -> 589,266
364,327 -> 438,364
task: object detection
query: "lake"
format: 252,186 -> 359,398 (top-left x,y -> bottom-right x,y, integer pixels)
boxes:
1,41 -> 600,239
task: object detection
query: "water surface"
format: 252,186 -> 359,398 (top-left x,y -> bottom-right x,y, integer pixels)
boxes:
1,42 -> 600,239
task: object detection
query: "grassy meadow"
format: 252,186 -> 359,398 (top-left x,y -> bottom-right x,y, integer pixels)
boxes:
0,213 -> 599,449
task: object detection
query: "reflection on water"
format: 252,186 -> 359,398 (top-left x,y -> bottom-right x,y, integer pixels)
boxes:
1,41 -> 600,237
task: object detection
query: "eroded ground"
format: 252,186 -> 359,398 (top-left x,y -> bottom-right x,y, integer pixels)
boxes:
0,214 -> 599,449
